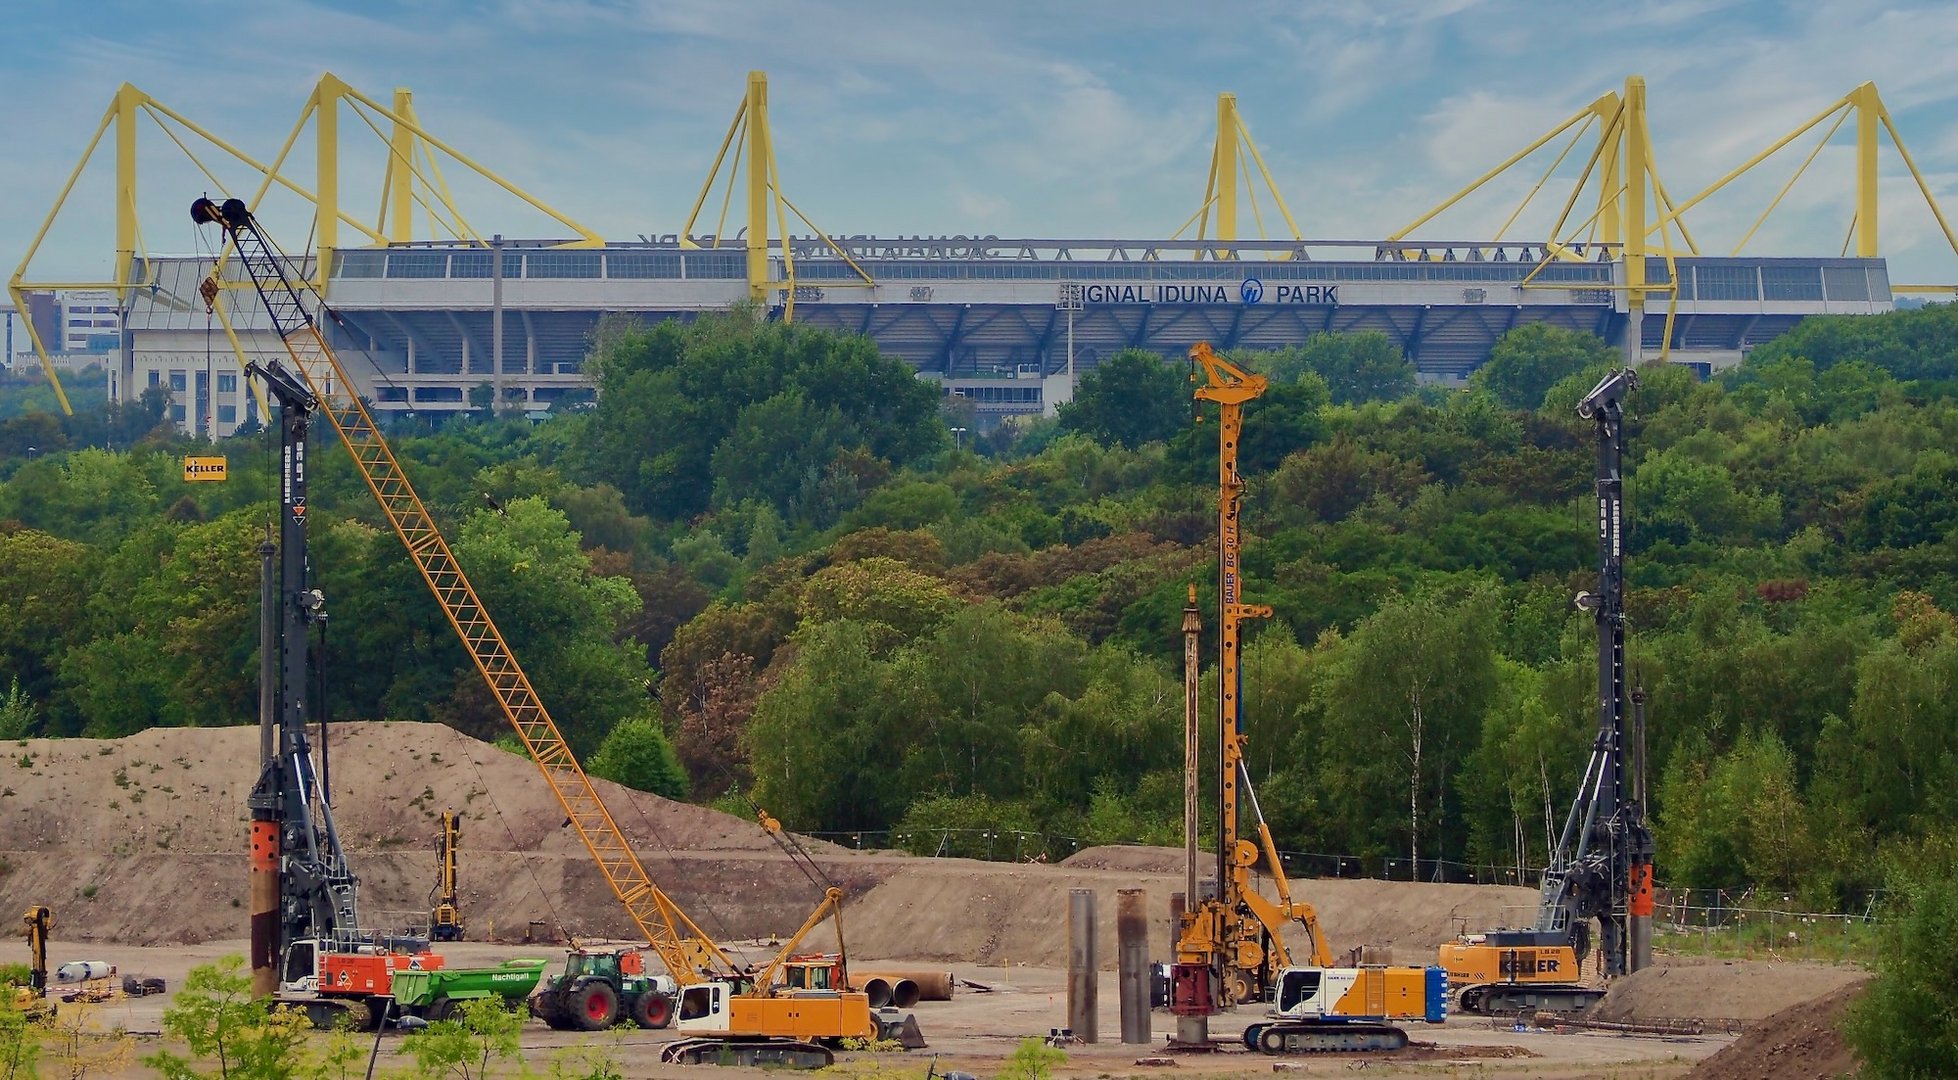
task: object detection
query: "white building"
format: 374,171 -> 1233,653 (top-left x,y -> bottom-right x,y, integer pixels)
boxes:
60,289 -> 122,354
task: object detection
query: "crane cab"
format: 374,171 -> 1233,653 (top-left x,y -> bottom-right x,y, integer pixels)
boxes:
280,938 -> 445,998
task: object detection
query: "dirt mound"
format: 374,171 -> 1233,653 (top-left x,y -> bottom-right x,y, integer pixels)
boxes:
1593,959 -> 1868,1023
1689,978 -> 1867,1080
0,722 -> 1533,968
1060,844 -> 1188,873
846,854 -> 1537,967
0,721 -> 845,945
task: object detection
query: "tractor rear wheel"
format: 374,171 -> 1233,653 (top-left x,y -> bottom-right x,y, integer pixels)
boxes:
632,991 -> 673,1029
570,982 -> 619,1031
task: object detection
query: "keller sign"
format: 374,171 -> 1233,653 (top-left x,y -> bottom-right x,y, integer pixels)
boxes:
183,456 -> 228,482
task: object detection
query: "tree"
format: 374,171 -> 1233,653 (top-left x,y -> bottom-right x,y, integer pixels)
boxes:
669,651 -> 770,798
1471,324 -> 1616,411
1268,438 -> 1429,523
744,620 -> 907,830
1056,349 -> 1188,450
1313,585 -> 1499,875
1000,1037 -> 1066,1080
710,389 -> 863,516
0,680 -> 32,741
796,556 -> 963,649
144,956 -> 309,1080
0,991 -> 42,1080
1167,375 -> 1329,481
1744,299 -> 1958,383
449,497 -> 650,755
574,307 -> 944,521
0,527 -> 96,725
1656,729 -> 1812,892
402,997 -> 527,1080
587,715 -> 689,799
1267,332 -> 1416,405
1842,836 -> 1958,1079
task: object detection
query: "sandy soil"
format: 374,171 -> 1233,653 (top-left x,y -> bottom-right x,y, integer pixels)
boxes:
1592,958 -> 1870,1023
1688,978 -> 1868,1080
0,722 -> 1543,966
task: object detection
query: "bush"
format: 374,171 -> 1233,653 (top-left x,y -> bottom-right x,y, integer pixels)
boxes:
587,716 -> 689,800
1842,837 -> 1958,1078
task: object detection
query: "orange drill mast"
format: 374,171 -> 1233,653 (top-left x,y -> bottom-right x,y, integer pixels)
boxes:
1172,343 -> 1332,1014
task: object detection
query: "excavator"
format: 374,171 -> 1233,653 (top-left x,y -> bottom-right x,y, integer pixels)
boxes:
11,906 -> 54,1021
1169,344 -> 1445,1054
1438,367 -> 1655,1014
194,195 -> 921,1065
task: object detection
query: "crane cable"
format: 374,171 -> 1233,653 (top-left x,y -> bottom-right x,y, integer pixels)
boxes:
454,736 -> 572,941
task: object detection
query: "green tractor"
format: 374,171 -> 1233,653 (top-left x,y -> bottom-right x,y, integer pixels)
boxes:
529,947 -> 677,1032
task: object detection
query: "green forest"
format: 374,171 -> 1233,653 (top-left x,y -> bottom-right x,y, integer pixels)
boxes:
5,303 -> 1958,912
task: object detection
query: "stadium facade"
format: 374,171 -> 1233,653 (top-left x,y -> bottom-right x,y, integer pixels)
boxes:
121,239 -> 1892,437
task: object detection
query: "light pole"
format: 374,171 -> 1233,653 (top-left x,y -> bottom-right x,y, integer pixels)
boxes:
951,426 -> 966,452
1054,282 -> 1083,416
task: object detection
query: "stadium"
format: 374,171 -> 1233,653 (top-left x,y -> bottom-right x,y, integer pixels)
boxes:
12,73 -> 1944,434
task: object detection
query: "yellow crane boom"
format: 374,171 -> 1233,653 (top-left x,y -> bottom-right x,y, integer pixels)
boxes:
192,196 -> 734,984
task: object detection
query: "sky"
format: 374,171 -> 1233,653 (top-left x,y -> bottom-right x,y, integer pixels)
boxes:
4,0 -> 1957,287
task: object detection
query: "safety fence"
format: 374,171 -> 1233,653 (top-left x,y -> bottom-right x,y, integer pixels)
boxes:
803,829 -> 1891,935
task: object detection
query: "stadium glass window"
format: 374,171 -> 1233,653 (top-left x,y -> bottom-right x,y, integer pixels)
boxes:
169,370 -> 187,392
217,373 -> 237,394
1694,265 -> 1759,301
217,405 -> 237,424
1762,266 -> 1824,302
387,252 -> 450,279
607,253 -> 684,279
170,404 -> 186,422
148,370 -> 160,387
335,251 -> 386,278
450,252 -> 492,278
524,253 -> 602,279
1823,266 -> 1871,302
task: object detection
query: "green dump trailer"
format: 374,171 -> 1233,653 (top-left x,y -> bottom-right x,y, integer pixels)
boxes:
389,959 -> 550,1022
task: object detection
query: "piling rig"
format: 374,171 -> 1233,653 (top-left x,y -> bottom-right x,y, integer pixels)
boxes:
1169,343 -> 1445,1054
1439,367 -> 1654,1013
235,345 -> 444,1028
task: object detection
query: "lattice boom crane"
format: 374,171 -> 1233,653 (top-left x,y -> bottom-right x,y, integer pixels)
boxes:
193,196 -> 920,1064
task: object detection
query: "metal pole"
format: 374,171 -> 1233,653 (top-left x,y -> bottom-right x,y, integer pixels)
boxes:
1066,306 -> 1075,392
250,535 -> 279,998
491,234 -> 504,412
1629,685 -> 1653,972
1067,889 -> 1098,1043
1182,585 -> 1201,906
258,537 -> 277,766
1117,889 -> 1149,1044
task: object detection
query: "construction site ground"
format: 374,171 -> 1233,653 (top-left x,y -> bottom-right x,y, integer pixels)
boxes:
37,937 -> 1745,1079
2,723 -> 1870,1077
